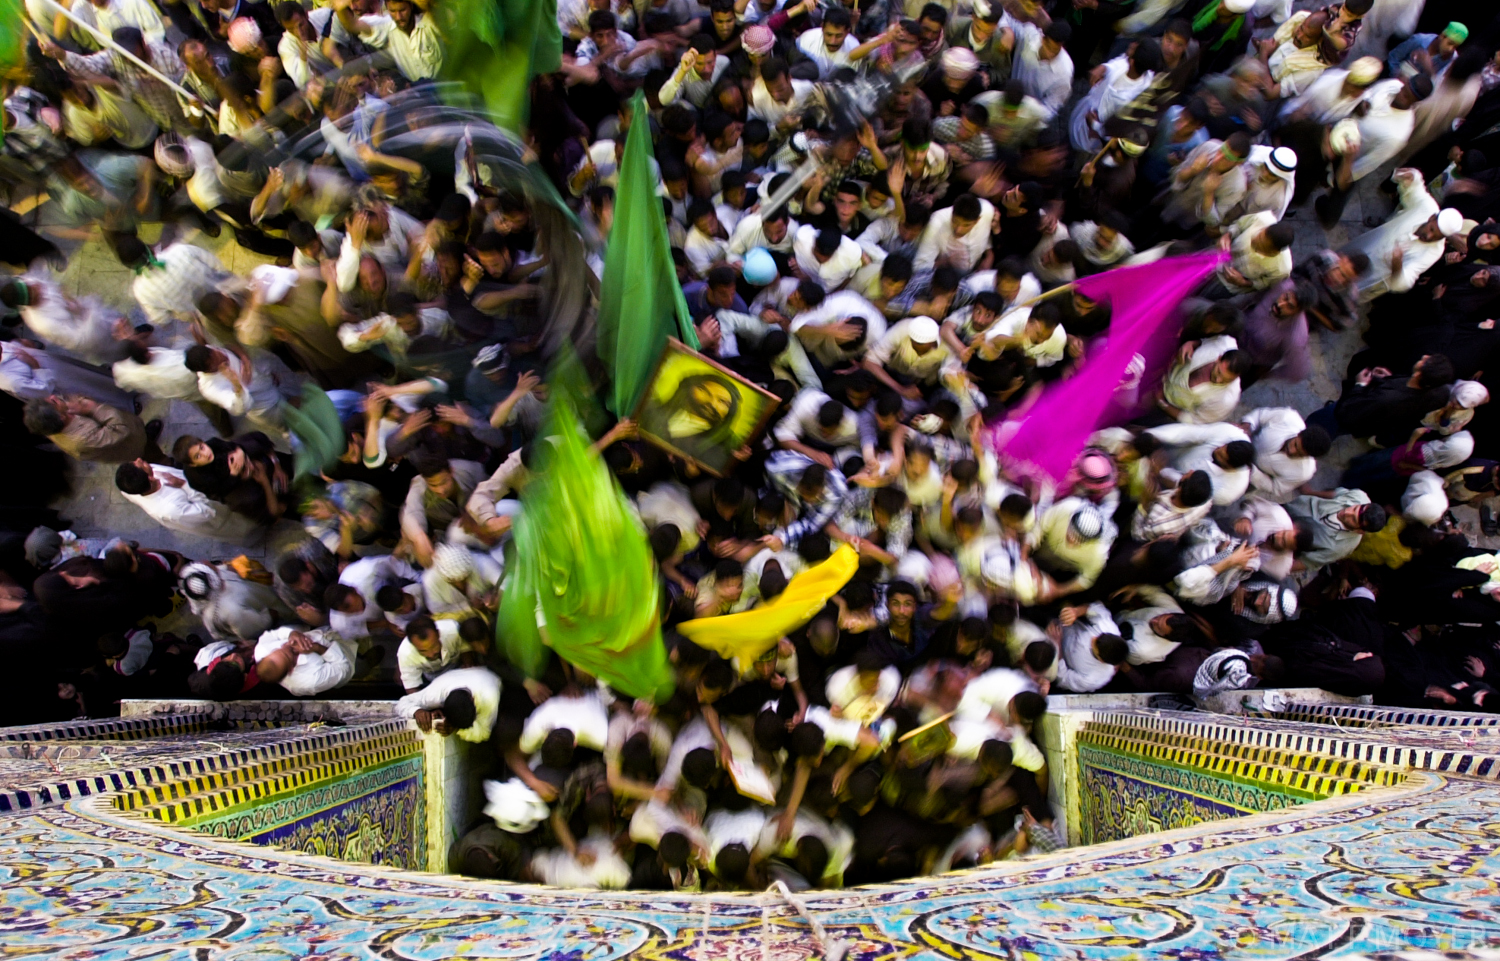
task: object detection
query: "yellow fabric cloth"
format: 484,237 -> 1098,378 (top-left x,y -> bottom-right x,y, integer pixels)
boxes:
677,545 -> 859,662
1346,515 -> 1413,569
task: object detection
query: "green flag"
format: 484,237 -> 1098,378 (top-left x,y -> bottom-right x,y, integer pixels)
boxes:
596,91 -> 700,416
495,370 -> 674,703
281,383 -> 345,481
439,0 -> 561,133
0,0 -> 29,78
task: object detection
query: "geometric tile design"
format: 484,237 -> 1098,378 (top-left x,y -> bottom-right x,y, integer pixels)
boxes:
112,725 -> 418,822
0,718 -> 412,814
1074,712 -> 1413,846
1087,709 -> 1500,781
0,713 -> 218,742
1259,701 -> 1500,729
1078,722 -> 1408,796
0,771 -> 1498,959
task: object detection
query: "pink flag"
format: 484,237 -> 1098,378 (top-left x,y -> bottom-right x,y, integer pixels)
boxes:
988,251 -> 1227,483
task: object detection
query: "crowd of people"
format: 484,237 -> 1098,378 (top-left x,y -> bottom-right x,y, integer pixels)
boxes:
1,0 -> 1499,892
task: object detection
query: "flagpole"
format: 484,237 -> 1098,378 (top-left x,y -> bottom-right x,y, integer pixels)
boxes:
1018,280 -> 1078,309
37,0 -> 201,105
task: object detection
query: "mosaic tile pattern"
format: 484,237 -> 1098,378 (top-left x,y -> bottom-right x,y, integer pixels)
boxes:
1089,709 -> 1500,778
0,771 -> 1497,959
1263,702 -> 1500,729
1078,743 -> 1305,844
0,719 -> 411,814
0,713 -> 216,742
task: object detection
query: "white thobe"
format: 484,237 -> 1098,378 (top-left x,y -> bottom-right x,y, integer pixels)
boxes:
395,667 -> 501,742
122,466 -> 253,539
1146,421 -> 1252,505
1162,335 -> 1241,425
254,627 -> 357,697
792,224 -> 866,290
1243,407 -> 1316,500
1344,174 -> 1443,301
914,200 -> 996,273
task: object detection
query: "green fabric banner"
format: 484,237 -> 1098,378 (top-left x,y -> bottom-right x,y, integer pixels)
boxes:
0,0 -> 27,80
439,0 -> 562,133
495,377 -> 674,703
596,91 -> 700,416
281,383 -> 345,481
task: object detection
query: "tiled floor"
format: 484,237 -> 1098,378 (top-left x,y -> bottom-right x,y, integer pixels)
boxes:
0,766 -> 1496,960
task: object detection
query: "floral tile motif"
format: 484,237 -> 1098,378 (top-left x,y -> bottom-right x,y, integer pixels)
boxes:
188,756 -> 427,872
1078,744 -> 1304,845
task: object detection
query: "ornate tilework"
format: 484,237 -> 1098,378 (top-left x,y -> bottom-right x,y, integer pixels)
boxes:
1078,743 -> 1305,844
188,756 -> 427,872
0,772 -> 1497,959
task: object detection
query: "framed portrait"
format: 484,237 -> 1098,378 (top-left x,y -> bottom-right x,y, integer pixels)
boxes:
634,339 -> 780,477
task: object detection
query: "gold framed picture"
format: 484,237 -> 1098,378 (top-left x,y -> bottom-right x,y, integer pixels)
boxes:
633,338 -> 780,477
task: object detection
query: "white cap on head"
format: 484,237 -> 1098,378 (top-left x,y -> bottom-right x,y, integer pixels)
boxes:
1251,144 -> 1297,185
1452,380 -> 1490,409
434,544 -> 475,580
1070,506 -> 1104,540
1222,0 -> 1254,12
908,316 -> 940,344
941,47 -> 980,80
742,247 -> 778,286
1346,56 -> 1383,85
1437,208 -> 1465,237
1329,119 -> 1361,155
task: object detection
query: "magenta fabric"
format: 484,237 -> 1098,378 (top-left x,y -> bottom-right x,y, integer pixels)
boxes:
987,251 -> 1227,483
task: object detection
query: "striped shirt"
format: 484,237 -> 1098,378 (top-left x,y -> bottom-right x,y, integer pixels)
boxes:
63,41 -> 191,132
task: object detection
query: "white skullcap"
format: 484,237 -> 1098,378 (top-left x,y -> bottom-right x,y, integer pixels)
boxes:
1222,0 -> 1254,12
483,778 -> 550,834
1422,430 -> 1474,469
980,544 -> 1015,592
1070,505 -> 1104,540
1401,470 -> 1448,526
1452,380 -> 1490,409
908,316 -> 940,344
1346,56 -> 1382,85
227,16 -> 263,55
1437,208 -> 1465,237
927,553 -> 960,593
433,544 -> 475,580
941,47 -> 979,80
1329,119 -> 1361,155
154,137 -> 194,177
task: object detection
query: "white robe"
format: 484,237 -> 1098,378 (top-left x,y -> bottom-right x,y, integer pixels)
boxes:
1343,174 -> 1443,301
1069,58 -> 1154,153
18,272 -> 124,365
0,341 -> 131,407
